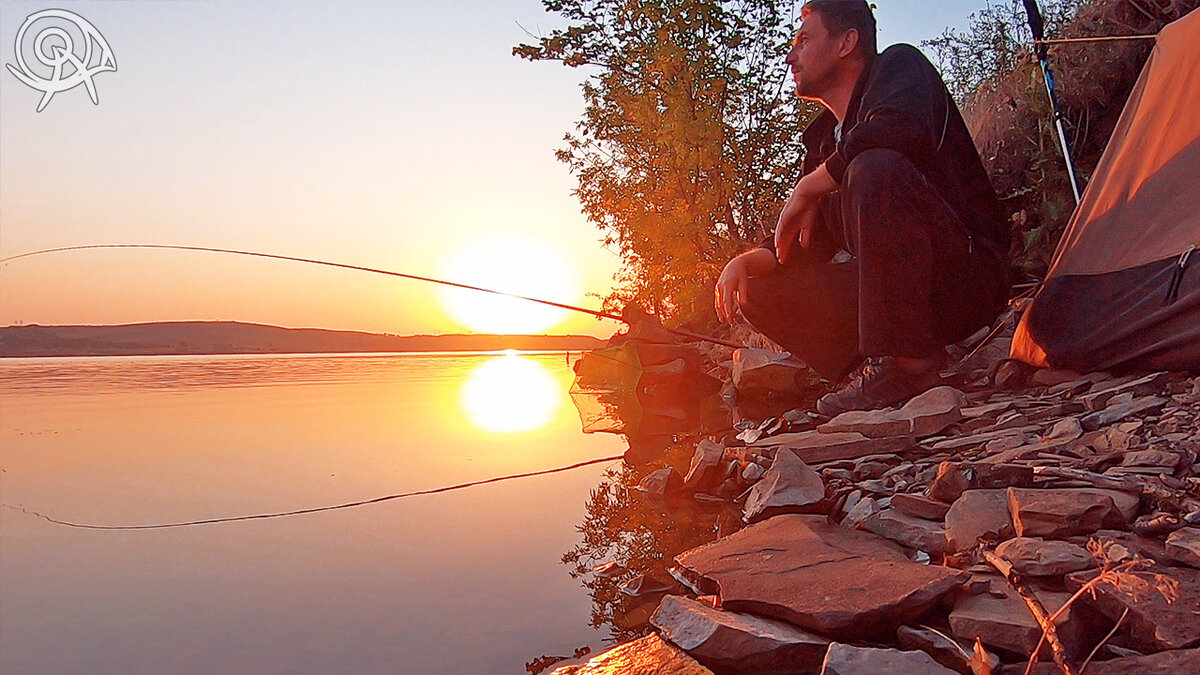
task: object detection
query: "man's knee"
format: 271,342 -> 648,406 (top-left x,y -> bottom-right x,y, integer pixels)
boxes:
842,148 -> 921,197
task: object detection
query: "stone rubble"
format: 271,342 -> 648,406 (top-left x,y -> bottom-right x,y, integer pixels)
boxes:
557,336 -> 1200,674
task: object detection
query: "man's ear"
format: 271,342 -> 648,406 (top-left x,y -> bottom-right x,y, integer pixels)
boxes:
837,29 -> 859,59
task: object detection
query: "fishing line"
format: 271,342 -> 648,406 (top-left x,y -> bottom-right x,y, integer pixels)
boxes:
1,453 -> 623,530
0,244 -> 741,348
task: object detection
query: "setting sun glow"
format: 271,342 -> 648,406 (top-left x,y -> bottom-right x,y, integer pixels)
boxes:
459,353 -> 562,433
438,235 -> 580,334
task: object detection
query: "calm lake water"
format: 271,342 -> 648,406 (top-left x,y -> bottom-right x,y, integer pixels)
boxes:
0,352 -> 627,674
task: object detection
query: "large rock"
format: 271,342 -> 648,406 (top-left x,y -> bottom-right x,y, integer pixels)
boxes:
753,430 -> 909,464
1022,647 -> 1200,675
1006,488 -> 1127,538
944,490 -> 1014,553
651,595 -> 829,674
550,633 -> 713,675
742,448 -> 826,523
995,537 -> 1095,576
684,440 -> 726,493
819,643 -> 958,675
672,515 -> 969,639
891,493 -> 950,521
949,584 -> 1086,658
1067,563 -> 1200,652
817,386 -> 966,439
1166,528 -> 1200,569
732,348 -> 805,396
862,509 -> 947,555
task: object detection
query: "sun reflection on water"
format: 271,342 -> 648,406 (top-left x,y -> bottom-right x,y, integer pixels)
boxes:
459,353 -> 562,433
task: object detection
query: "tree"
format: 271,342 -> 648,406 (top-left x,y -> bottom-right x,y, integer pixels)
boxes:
515,0 -> 817,325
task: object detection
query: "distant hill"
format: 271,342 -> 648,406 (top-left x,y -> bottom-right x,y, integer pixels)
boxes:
0,322 -> 606,357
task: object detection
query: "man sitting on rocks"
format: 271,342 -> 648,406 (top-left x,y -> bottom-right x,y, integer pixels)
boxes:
715,0 -> 1009,416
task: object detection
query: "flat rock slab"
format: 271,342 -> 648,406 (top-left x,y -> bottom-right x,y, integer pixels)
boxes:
1068,563 -> 1200,652
673,515 -> 968,639
820,643 -> 957,675
551,634 -> 713,675
897,625 -> 1000,674
651,595 -> 829,674
743,448 -> 825,523
1007,488 -> 1129,538
753,430 -> 909,465
949,584 -> 1085,658
862,509 -> 947,556
891,493 -> 950,521
817,386 -> 966,439
1166,528 -> 1200,569
1014,647 -> 1200,675
732,348 -> 805,395
995,537 -> 1095,576
944,490 -> 1014,553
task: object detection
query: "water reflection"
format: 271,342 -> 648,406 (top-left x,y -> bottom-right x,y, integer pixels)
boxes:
459,353 -> 561,433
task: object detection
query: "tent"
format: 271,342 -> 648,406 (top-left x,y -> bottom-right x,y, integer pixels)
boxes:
1011,8 -> 1200,372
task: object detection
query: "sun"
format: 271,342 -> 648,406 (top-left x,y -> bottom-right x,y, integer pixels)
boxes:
437,234 -> 580,334
459,353 -> 562,433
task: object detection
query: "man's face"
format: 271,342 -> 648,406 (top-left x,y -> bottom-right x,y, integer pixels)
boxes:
786,11 -> 842,101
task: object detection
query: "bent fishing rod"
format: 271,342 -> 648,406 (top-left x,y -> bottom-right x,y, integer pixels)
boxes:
0,244 -> 742,349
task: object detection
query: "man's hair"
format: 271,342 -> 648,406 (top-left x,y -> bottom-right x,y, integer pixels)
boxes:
801,0 -> 877,58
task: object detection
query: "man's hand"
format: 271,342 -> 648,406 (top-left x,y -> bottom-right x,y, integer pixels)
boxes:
715,248 -> 776,324
775,162 -> 838,264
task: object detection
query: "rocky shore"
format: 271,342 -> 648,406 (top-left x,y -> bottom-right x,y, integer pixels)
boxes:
553,319 -> 1200,674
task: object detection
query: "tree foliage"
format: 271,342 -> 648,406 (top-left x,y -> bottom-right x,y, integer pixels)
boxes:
515,0 -> 816,325
922,0 -> 1082,102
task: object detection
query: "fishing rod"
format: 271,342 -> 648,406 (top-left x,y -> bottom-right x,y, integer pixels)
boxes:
0,244 -> 742,349
1022,0 -> 1083,204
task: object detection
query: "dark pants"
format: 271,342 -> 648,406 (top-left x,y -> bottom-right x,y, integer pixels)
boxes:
741,149 -> 1007,382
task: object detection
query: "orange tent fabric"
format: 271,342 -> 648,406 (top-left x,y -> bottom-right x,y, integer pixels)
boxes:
1011,8 -> 1200,371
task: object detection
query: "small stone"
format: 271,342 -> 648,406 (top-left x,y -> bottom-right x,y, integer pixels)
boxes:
891,493 -> 951,521
1165,527 -> 1200,568
819,643 -> 957,675
741,462 -> 765,482
852,460 -> 890,481
862,509 -> 947,555
684,440 -> 726,493
944,489 -> 1014,553
638,467 -> 684,497
1039,417 -> 1083,447
651,595 -> 829,674
742,448 -> 826,523
1007,488 -> 1126,538
842,496 -> 879,528
929,426 -> 1039,452
929,462 -> 973,503
995,537 -> 1095,576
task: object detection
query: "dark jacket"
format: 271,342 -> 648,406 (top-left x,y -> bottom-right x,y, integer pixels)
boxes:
806,44 -> 1009,255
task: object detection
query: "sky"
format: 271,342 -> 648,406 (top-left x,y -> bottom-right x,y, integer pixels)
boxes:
0,0 -> 1001,337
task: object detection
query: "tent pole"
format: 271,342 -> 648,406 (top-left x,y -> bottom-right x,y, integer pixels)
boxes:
1022,0 -> 1083,204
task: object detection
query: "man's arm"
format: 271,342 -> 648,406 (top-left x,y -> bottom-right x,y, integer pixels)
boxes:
775,162 -> 837,264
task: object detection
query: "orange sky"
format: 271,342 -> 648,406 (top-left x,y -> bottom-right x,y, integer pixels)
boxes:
0,1 -> 994,337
